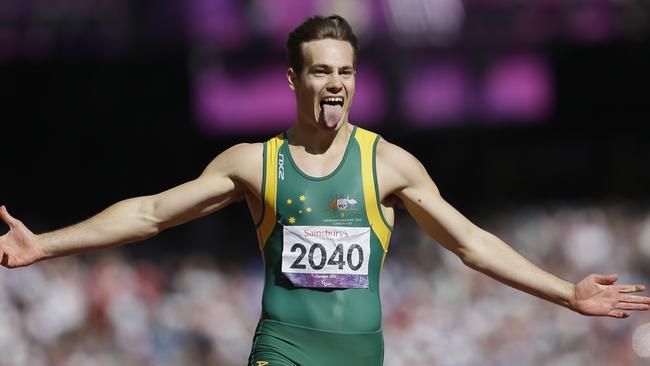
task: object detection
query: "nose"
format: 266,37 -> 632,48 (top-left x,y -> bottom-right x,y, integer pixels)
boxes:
326,72 -> 343,92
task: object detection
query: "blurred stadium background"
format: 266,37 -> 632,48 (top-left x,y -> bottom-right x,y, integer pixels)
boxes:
2,0 -> 650,365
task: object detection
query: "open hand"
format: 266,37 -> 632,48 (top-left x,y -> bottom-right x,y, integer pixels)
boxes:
0,205 -> 44,268
571,273 -> 650,318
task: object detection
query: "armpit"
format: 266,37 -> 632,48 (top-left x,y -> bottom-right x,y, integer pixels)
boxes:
382,194 -> 404,209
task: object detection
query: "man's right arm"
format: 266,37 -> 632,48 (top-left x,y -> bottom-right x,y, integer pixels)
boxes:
0,143 -> 262,268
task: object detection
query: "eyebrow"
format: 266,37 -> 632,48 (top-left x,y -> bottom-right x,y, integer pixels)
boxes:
310,64 -> 355,70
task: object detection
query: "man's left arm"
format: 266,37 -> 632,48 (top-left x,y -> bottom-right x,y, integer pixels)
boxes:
376,139 -> 650,318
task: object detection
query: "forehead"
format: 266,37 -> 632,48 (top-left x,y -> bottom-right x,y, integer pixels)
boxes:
300,39 -> 354,68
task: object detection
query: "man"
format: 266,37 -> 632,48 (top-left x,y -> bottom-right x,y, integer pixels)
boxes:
1,15 -> 649,366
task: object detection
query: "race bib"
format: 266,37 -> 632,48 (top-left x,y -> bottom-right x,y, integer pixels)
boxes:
282,226 -> 371,289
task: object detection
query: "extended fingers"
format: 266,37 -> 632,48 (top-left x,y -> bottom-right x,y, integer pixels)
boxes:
610,294 -> 650,313
617,284 -> 646,293
620,294 -> 650,304
614,302 -> 650,311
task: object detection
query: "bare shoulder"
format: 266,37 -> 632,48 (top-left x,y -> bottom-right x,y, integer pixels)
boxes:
374,136 -> 441,201
376,138 -> 429,185
202,142 -> 264,184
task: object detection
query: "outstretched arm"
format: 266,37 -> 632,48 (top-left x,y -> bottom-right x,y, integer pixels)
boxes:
0,143 -> 262,268
377,140 -> 650,318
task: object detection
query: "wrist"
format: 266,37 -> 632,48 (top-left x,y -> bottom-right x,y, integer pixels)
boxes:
564,282 -> 579,312
35,233 -> 56,260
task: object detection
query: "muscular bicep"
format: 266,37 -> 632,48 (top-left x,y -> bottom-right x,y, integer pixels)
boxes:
399,180 -> 478,257
147,143 -> 262,230
146,174 -> 239,230
379,141 -> 480,257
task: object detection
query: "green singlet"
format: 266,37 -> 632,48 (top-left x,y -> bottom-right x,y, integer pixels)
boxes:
249,126 -> 393,366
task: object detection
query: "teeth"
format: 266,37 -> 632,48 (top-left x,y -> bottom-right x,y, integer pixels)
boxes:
322,97 -> 344,104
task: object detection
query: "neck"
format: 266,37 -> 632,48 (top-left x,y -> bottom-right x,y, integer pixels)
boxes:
287,120 -> 353,155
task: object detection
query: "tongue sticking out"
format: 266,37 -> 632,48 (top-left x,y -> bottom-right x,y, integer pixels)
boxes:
322,103 -> 343,128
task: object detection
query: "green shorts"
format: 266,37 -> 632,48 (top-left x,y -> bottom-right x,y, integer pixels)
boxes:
248,319 -> 384,366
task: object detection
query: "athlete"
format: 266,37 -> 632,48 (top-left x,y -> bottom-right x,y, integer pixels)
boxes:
2,15 -> 649,366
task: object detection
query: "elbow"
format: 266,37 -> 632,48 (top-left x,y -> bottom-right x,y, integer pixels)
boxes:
135,197 -> 163,238
459,248 -> 485,271
454,231 -> 489,271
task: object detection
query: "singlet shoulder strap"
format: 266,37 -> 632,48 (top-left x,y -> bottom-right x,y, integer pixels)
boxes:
256,134 -> 285,249
353,127 -> 392,255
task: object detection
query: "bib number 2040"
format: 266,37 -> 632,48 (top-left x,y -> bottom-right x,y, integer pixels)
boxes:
282,226 -> 371,288
289,242 -> 364,271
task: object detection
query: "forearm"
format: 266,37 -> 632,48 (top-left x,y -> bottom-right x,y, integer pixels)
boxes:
37,196 -> 159,259
461,229 -> 576,310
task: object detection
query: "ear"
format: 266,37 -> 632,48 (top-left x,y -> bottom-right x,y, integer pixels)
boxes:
287,68 -> 298,91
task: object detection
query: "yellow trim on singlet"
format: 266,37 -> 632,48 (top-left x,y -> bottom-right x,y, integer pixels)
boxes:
354,127 -> 392,265
257,134 -> 284,249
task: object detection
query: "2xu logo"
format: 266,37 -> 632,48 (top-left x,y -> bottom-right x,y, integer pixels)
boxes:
278,153 -> 285,180
256,362 -> 269,366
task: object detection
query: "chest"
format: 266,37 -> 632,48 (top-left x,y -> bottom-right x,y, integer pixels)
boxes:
283,142 -> 349,178
275,143 -> 367,228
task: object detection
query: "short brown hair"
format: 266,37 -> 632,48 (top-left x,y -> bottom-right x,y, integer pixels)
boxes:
286,15 -> 359,76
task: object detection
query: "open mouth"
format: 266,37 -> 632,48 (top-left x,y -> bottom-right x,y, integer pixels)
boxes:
319,96 -> 345,128
320,96 -> 344,108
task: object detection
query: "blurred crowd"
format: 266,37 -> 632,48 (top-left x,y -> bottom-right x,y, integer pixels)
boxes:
1,203 -> 650,366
